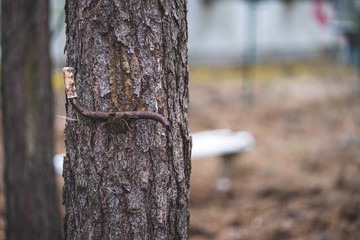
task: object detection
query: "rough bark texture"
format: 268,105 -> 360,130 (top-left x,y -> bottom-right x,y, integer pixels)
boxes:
1,1 -> 63,240
63,0 -> 191,239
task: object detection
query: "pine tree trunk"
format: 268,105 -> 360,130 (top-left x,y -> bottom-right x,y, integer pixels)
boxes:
63,1 -> 191,239
1,1 -> 62,239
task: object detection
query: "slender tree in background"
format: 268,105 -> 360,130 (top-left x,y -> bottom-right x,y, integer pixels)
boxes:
242,0 -> 257,106
63,0 -> 191,239
1,1 -> 62,239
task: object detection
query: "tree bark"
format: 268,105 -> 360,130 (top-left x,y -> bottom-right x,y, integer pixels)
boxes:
1,1 -> 62,239
63,1 -> 191,239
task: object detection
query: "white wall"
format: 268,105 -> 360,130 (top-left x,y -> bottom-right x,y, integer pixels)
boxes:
188,0 -> 338,64
49,0 -> 339,67
50,0 -> 66,68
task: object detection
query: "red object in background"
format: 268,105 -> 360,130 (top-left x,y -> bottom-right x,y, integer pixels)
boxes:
313,0 -> 328,27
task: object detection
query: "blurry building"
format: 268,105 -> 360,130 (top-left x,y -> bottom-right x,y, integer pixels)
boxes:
50,0 -> 66,68
188,0 -> 338,64
49,0 -> 338,67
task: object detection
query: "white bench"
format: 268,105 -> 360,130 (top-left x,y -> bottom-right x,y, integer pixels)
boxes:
191,129 -> 255,191
191,129 -> 255,159
54,129 -> 255,190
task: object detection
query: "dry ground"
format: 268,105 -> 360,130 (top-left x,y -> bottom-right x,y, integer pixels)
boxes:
188,62 -> 360,240
1,61 -> 360,239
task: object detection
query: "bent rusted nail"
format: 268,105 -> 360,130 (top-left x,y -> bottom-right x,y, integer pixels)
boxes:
63,67 -> 170,130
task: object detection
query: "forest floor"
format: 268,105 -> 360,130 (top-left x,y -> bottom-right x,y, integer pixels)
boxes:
187,62 -> 360,240
1,61 -> 360,239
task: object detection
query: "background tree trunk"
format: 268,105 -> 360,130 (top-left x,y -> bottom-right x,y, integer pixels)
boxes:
63,0 -> 191,239
1,0 -> 62,239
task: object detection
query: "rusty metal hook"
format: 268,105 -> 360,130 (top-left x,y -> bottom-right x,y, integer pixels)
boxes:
63,67 -> 170,131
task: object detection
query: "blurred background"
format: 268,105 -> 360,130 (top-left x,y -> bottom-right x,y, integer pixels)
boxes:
2,0 -> 360,239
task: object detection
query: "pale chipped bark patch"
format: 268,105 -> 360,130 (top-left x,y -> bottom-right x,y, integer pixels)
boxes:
63,67 -> 77,98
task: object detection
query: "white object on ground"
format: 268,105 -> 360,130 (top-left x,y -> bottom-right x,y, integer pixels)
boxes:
191,129 -> 255,159
215,177 -> 232,192
53,153 -> 65,175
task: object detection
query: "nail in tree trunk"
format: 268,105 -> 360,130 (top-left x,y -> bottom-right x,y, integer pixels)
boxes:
63,1 -> 191,239
1,1 -> 62,239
